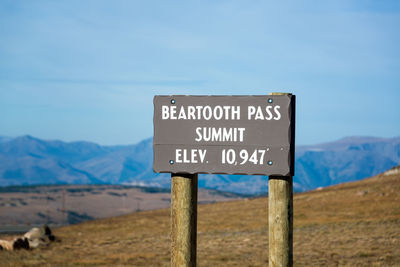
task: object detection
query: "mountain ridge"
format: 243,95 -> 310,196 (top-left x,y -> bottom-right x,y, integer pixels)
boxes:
0,135 -> 399,194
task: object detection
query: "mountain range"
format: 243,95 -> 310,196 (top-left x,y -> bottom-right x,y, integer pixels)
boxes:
0,135 -> 399,194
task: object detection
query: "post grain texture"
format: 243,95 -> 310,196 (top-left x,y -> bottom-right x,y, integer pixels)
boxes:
268,92 -> 294,267
171,173 -> 198,267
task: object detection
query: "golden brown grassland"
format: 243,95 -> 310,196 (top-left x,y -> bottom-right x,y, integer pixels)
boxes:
1,171 -> 399,266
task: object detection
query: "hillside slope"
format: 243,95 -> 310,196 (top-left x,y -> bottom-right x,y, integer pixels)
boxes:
1,167 -> 399,266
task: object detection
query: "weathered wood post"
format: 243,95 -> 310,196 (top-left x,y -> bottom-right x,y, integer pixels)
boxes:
171,173 -> 198,267
268,92 -> 295,267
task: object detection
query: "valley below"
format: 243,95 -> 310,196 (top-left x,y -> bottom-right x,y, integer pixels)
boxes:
0,184 -> 244,229
1,167 -> 399,266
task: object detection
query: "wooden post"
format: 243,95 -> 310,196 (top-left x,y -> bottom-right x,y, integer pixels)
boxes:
269,175 -> 293,266
171,173 -> 198,267
268,92 -> 294,267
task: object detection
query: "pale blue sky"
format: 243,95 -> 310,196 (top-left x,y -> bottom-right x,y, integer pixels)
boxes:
1,1 -> 399,145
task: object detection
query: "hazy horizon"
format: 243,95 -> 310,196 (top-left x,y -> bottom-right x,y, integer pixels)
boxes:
1,1 -> 399,146
1,132 -> 399,148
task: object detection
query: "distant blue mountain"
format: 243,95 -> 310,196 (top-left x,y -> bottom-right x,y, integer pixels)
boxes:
0,136 -> 13,143
0,135 -> 399,194
294,136 -> 400,190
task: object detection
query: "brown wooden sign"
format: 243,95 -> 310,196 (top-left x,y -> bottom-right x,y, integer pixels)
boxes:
153,95 -> 295,176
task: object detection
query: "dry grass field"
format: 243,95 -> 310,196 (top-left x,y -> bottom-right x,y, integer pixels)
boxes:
1,168 -> 399,266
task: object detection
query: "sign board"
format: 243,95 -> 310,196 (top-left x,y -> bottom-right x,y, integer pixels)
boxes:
153,95 -> 295,176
